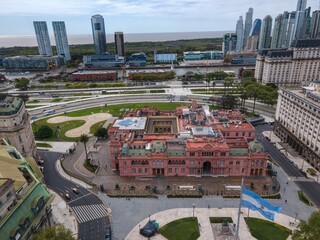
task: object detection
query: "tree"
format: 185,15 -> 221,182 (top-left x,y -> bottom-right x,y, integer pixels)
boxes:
241,69 -> 254,79
15,78 -> 29,90
245,83 -> 260,114
217,94 -> 238,109
212,81 -> 216,94
80,134 -> 89,160
33,225 -> 74,240
94,127 -> 108,139
36,125 -> 53,140
293,211 -> 320,240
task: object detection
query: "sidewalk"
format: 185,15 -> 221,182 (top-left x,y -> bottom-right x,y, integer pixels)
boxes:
125,207 -> 298,240
262,131 -> 319,182
36,141 -> 75,153
50,190 -> 78,238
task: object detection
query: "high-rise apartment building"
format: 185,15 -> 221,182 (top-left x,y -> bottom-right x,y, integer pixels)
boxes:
33,21 -> 53,56
91,14 -> 107,55
52,21 -> 71,61
258,15 -> 273,49
245,19 -> 261,50
243,8 -> 253,49
114,32 -> 125,57
310,10 -> 320,38
222,33 -> 237,56
296,0 -> 307,11
235,16 -> 244,51
280,11 -> 296,48
275,83 -> 320,171
271,14 -> 284,49
292,0 -> 308,44
255,39 -> 320,86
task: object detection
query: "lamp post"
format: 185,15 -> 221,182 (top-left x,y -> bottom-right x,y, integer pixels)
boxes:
192,203 -> 195,218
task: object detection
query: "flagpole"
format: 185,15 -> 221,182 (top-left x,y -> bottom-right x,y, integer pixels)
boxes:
236,177 -> 244,240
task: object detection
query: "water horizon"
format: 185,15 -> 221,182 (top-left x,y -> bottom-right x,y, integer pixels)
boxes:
0,31 -> 231,48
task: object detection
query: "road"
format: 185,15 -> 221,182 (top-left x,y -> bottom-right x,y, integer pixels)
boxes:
38,150 -> 110,240
255,125 -> 320,207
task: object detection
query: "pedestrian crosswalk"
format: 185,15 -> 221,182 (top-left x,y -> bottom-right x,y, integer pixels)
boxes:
72,204 -> 108,223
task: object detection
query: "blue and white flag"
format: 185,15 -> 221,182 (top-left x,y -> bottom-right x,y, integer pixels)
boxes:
241,188 -> 282,221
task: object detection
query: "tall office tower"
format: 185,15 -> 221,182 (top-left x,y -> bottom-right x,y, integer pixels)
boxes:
292,0 -> 308,45
33,21 -> 53,56
243,8 -> 254,49
114,32 -> 125,56
222,33 -> 237,55
52,21 -> 71,61
249,19 -> 262,37
296,0 -> 307,11
235,16 -> 244,51
310,10 -> 320,38
280,11 -> 296,48
301,7 -> 312,39
91,14 -> 107,55
271,14 -> 283,49
258,15 -> 273,49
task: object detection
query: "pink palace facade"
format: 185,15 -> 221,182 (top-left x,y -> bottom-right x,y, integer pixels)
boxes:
109,101 -> 268,177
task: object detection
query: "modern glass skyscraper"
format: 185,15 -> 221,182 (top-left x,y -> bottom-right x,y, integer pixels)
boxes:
33,21 -> 53,56
292,0 -> 308,44
52,21 -> 71,61
235,16 -> 244,51
114,32 -> 125,57
280,11 -> 296,47
271,14 -> 283,49
91,14 -> 107,55
310,10 -> 320,38
249,19 -> 261,37
222,33 -> 237,55
259,15 -> 273,49
296,0 -> 307,11
243,8 -> 254,49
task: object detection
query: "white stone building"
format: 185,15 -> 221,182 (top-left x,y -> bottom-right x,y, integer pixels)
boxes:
274,83 -> 320,170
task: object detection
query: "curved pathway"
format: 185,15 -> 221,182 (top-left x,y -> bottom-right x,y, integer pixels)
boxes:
47,113 -> 112,137
125,207 -> 297,240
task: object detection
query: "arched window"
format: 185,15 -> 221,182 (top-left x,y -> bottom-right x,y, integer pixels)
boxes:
131,160 -> 135,165
168,160 -> 172,165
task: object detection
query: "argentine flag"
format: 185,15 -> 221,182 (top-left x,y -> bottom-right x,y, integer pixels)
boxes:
241,188 -> 282,221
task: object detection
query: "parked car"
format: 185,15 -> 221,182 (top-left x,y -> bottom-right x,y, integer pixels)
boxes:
72,187 -> 79,194
39,166 -> 44,172
105,224 -> 111,240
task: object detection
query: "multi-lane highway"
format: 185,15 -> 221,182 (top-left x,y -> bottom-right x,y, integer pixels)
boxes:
38,150 -> 110,240
255,125 -> 320,207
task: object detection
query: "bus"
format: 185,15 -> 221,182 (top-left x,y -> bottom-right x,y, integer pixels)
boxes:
43,109 -> 55,116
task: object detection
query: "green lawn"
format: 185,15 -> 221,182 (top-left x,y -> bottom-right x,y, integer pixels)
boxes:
36,142 -> 52,148
64,102 -> 187,117
159,217 -> 200,240
298,190 -> 313,206
32,118 -> 85,142
90,120 -> 107,134
26,105 -> 46,108
51,98 -> 62,102
244,217 -> 292,240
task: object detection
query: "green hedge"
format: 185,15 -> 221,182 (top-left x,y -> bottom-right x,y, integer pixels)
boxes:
298,190 -> 313,206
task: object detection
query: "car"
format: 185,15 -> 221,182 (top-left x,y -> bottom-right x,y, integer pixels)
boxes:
37,159 -> 44,164
65,193 -> 71,200
71,187 -> 79,194
105,224 -> 111,240
39,166 -> 44,173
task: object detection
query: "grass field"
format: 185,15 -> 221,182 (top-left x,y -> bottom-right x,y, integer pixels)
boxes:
32,102 -> 188,142
32,118 -> 85,142
159,217 -> 200,240
244,217 -> 291,240
36,142 -> 52,148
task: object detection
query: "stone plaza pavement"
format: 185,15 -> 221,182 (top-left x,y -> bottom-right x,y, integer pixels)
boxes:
125,207 -> 298,240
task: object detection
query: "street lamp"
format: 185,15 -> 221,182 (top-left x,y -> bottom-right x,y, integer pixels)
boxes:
192,203 -> 195,218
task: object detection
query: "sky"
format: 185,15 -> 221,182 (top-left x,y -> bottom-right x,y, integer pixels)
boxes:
0,0 -> 319,35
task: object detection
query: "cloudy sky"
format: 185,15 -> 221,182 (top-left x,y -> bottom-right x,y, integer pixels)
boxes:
0,0 -> 319,35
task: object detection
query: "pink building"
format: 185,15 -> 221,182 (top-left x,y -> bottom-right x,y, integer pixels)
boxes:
109,102 -> 268,177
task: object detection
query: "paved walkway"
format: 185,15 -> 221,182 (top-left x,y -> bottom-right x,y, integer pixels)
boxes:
125,207 -> 298,240
50,190 -> 78,237
263,131 -> 319,182
36,141 -> 75,153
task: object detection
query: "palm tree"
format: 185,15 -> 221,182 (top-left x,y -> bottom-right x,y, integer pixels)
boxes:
80,134 -> 89,160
